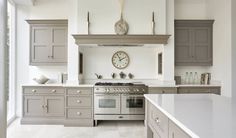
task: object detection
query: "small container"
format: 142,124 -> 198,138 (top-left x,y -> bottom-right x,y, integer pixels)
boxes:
184,72 -> 189,84
189,72 -> 193,84
193,72 -> 199,84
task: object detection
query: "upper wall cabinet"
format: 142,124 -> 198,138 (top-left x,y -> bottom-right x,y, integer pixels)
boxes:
175,20 -> 214,66
26,20 -> 68,66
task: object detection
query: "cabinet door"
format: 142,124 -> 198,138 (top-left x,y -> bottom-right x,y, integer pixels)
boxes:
31,27 -> 51,63
175,27 -> 193,64
24,96 -> 44,117
169,121 -> 191,138
192,27 -> 212,65
50,27 -> 67,63
44,96 -> 64,117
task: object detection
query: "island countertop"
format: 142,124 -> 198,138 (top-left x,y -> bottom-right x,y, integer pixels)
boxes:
144,94 -> 236,138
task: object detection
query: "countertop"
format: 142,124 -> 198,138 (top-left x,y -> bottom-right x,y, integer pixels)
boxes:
144,94 -> 236,138
22,84 -> 94,87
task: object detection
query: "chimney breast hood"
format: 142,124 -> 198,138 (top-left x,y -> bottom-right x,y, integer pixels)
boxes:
72,34 -> 171,46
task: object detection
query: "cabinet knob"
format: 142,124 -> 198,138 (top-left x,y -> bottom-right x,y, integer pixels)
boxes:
48,56 -> 51,58
155,118 -> 160,124
162,90 -> 165,94
42,105 -> 45,108
77,100 -> 81,103
51,89 -> 56,93
32,89 -> 36,93
77,90 -> 81,93
77,112 -> 81,115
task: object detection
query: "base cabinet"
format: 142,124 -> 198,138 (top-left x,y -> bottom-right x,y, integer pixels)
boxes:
22,86 -> 65,124
178,86 -> 221,95
146,101 -> 192,138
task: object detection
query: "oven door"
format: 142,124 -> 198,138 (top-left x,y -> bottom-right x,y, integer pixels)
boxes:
121,94 -> 145,114
94,94 -> 120,114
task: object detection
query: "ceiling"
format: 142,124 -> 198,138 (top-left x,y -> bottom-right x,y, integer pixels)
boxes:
12,0 -> 35,5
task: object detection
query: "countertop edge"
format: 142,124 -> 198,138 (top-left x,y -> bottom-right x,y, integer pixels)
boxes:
144,94 -> 200,138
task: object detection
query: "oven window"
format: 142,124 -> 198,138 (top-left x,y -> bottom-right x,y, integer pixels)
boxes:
126,98 -> 144,108
99,99 -> 116,108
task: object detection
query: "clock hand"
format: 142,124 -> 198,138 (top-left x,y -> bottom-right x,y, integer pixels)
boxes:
119,57 -> 126,61
117,54 -> 121,60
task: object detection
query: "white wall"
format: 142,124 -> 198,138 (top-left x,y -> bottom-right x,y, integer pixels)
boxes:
232,0 -> 236,98
82,47 -> 159,80
16,0 -> 68,116
175,0 -> 207,19
206,0 -> 232,97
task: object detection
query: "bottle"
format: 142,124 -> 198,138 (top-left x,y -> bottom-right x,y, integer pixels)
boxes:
189,72 -> 193,84
184,72 -> 189,84
193,72 -> 199,84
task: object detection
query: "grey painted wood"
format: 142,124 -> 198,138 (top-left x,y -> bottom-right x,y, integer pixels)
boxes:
148,87 -> 177,94
0,0 -> 7,137
175,20 -> 214,66
44,96 -> 64,117
64,87 -> 94,126
27,20 -> 68,66
178,86 -> 221,95
169,120 -> 191,138
23,96 -> 44,117
72,35 -> 171,45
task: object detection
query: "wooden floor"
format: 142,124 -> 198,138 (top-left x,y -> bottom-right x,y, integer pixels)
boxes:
7,119 -> 145,138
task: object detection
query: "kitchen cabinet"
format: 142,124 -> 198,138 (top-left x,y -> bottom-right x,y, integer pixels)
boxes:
148,87 -> 177,94
146,101 -> 192,138
22,86 -> 65,124
175,20 -> 214,66
177,86 -> 221,95
64,87 -> 94,126
26,20 -> 68,66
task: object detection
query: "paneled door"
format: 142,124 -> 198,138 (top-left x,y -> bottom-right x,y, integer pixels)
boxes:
24,96 -> 44,117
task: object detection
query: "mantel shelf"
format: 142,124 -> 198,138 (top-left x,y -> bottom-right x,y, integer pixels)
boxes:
72,34 -> 171,46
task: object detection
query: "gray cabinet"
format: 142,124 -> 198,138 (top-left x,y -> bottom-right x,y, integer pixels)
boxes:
64,87 -> 94,126
26,20 -> 68,66
148,87 -> 177,94
175,20 -> 214,66
169,120 -> 191,138
178,86 -> 221,95
21,86 -> 65,124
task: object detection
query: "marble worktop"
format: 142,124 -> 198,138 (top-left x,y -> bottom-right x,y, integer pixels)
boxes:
144,94 -> 236,138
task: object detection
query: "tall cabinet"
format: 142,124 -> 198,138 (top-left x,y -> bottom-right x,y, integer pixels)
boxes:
26,20 -> 68,66
175,20 -> 214,66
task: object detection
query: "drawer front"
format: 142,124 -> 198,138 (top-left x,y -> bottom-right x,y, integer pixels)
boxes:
67,96 -> 92,107
67,108 -> 92,119
148,103 -> 168,138
66,88 -> 92,95
23,87 -> 64,95
148,87 -> 177,94
169,120 -> 191,138
178,87 -> 211,94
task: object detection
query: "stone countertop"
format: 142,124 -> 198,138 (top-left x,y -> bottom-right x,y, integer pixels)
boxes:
144,94 -> 236,138
147,84 -> 221,87
22,84 -> 94,87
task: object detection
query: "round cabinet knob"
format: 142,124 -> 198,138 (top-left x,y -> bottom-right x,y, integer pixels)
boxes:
155,118 -> 160,124
51,89 -> 56,93
77,90 -> 81,93
77,100 -> 81,103
32,89 -> 36,93
77,112 -> 81,115
162,91 -> 165,94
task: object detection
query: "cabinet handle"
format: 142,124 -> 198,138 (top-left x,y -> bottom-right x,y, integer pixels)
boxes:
77,90 -> 81,93
32,89 -> 36,93
42,105 -> 45,108
51,56 -> 54,59
77,100 -> 81,103
155,118 -> 160,124
44,105 -> 48,113
162,90 -> 165,94
48,56 -> 51,58
51,89 -> 56,93
77,112 -> 81,115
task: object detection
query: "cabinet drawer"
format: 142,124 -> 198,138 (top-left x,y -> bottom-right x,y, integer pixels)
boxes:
148,103 -> 168,138
23,87 -> 64,95
148,87 -> 177,94
67,96 -> 92,107
67,109 -> 92,119
66,88 -> 92,95
169,120 -> 191,138
178,87 -> 211,94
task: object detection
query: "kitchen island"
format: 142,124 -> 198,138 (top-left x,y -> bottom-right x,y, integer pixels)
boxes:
144,94 -> 236,138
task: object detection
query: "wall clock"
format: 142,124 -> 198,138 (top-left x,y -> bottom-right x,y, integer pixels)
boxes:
112,51 -> 130,69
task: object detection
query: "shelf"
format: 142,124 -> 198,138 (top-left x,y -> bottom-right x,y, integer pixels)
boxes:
72,34 -> 171,46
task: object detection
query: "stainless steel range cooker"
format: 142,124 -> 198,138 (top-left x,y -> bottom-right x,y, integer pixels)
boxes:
94,82 -> 147,125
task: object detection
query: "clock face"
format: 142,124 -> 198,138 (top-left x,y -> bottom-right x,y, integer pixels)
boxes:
112,51 -> 130,69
